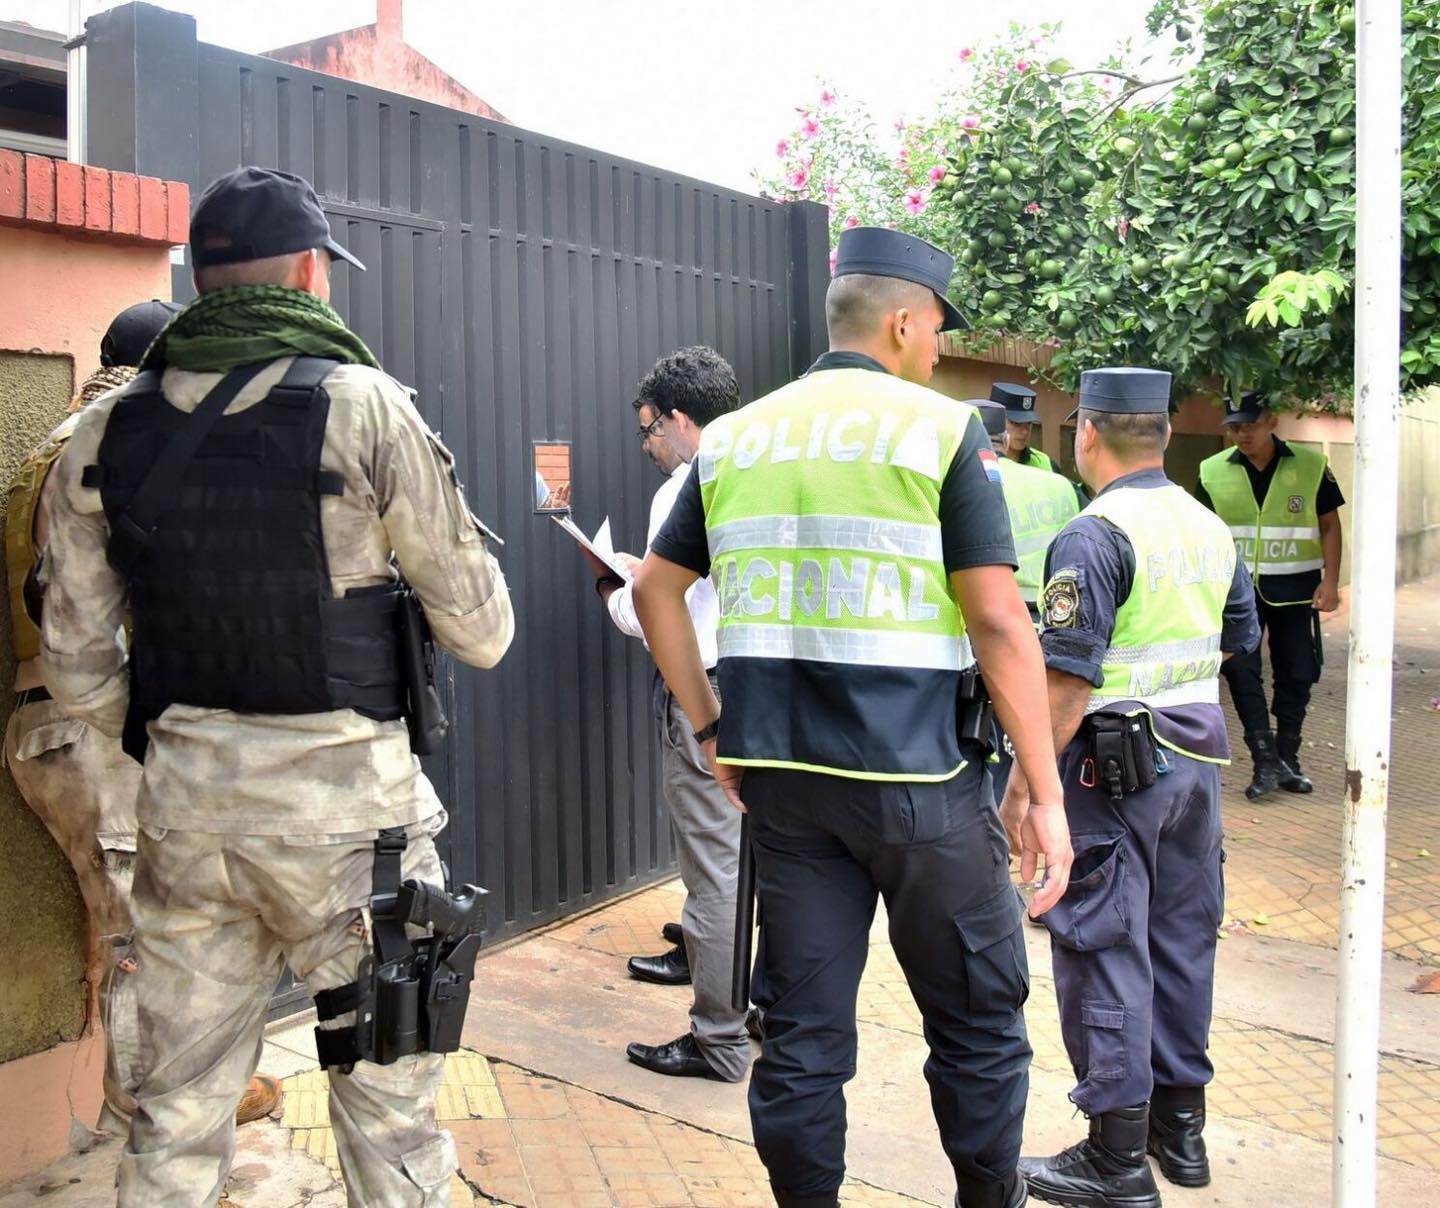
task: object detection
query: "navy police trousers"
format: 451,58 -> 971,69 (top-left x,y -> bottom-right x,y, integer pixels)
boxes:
743,759 -> 1031,1204
1043,735 -> 1224,1115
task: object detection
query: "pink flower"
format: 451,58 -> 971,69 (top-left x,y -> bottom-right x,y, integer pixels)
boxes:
824,177 -> 839,199
930,166 -> 947,183
1025,202 -> 1041,214
788,167 -> 808,189
829,248 -> 839,274
904,188 -> 928,215
775,139 -> 789,158
1015,61 -> 1029,73
894,118 -> 906,133
801,116 -> 821,140
1118,214 -> 1130,243
820,87 -> 837,107
844,213 -> 861,229
962,114 -> 981,129
959,47 -> 974,61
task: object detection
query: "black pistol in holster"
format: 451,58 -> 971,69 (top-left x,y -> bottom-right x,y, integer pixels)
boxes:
313,827 -> 488,1072
1087,713 -> 1159,801
956,666 -> 998,757
399,585 -> 448,756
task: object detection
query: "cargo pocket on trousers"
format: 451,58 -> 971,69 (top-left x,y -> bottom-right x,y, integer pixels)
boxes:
1080,999 -> 1128,1084
954,886 -> 1029,1017
401,1131 -> 458,1202
1044,834 -> 1131,952
105,936 -> 144,1097
11,717 -> 89,763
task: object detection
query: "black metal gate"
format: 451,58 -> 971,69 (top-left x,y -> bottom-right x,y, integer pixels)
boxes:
83,4 -> 828,965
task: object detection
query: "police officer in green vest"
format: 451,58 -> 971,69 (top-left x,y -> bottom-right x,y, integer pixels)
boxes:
1196,391 -> 1344,799
1005,368 -> 1259,1207
632,226 -> 1074,1208
992,381 -> 1057,471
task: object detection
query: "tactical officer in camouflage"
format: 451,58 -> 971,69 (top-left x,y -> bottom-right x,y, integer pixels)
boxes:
40,167 -> 514,1207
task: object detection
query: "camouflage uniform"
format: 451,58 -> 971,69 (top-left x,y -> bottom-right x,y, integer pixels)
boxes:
41,358 -> 514,1207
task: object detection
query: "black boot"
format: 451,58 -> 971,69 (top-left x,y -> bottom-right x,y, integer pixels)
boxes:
1244,730 -> 1284,801
1148,1085 -> 1209,1187
1275,731 -> 1313,794
1019,1104 -> 1161,1207
955,1171 -> 1027,1207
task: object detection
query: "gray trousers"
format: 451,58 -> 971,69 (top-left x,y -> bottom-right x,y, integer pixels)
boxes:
658,680 -> 751,1081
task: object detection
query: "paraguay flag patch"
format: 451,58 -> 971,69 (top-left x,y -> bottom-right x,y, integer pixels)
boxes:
978,447 -> 1003,483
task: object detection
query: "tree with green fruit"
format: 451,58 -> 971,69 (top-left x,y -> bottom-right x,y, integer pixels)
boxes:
759,1 -> 1440,410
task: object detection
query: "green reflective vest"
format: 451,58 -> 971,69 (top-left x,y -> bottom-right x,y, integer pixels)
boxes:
997,458 -> 1079,609
698,368 -> 975,781
1078,482 -> 1235,759
1197,444 -> 1326,605
1019,447 -> 1056,473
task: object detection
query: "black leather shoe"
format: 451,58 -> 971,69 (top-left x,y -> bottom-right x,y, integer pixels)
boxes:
1244,730 -> 1284,801
662,921 -> 684,946
955,1170 -> 1027,1207
1275,732 -> 1314,794
625,1032 -> 725,1081
627,944 -> 691,985
1020,1104 -> 1161,1207
1149,1085 -> 1210,1187
745,1006 -> 765,1042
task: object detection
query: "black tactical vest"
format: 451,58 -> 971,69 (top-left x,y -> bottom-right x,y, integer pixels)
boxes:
85,357 -> 407,760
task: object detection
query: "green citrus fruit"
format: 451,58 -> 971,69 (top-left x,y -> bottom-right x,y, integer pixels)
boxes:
982,289 -> 1004,310
1040,259 -> 1064,280
1186,113 -> 1209,134
1057,311 -> 1079,332
1056,174 -> 1077,194
1196,91 -> 1221,115
1005,157 -> 1026,177
1329,127 -> 1354,146
1005,196 -> 1024,215
1132,256 -> 1152,276
968,239 -> 986,257
1075,168 -> 1097,189
1024,249 -> 1042,267
987,230 -> 1009,249
1053,222 -> 1075,243
1223,142 -> 1244,165
1095,284 -> 1117,305
1113,136 -> 1138,157
958,248 -> 976,265
1338,12 -> 1356,35
993,165 -> 1014,185
1209,267 -> 1231,288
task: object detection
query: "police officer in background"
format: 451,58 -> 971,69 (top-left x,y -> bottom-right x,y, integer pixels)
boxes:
633,225 -> 1073,1208
1004,369 -> 1259,1207
41,166 -> 514,1205
1196,391 -> 1344,800
6,299 -> 284,1134
992,381 -> 1057,472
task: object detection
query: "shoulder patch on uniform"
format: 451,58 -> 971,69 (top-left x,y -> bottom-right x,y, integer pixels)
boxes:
978,447 -> 1002,483
1323,465 -> 1338,483
1287,494 -> 1304,513
1042,568 -> 1081,629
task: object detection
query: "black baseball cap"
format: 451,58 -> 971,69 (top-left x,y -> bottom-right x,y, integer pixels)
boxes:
189,166 -> 365,271
101,299 -> 182,367
1221,390 -> 1268,425
833,226 -> 967,331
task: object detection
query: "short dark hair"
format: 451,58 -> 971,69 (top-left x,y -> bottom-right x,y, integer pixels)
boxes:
1079,407 -> 1170,458
825,273 -> 935,344
636,346 -> 740,428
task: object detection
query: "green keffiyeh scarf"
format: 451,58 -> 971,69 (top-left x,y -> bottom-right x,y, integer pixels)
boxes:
141,285 -> 380,372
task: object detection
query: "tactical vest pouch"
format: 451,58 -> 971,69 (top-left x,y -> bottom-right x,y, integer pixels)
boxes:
956,666 -> 996,756
1087,712 -> 1157,801
313,827 -> 488,1072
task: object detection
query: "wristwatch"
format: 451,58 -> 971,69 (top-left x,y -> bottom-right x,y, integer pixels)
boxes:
693,716 -> 721,744
594,574 -> 624,598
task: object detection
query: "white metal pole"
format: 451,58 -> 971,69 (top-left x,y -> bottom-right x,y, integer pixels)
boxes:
66,0 -> 86,164
1334,0 -> 1403,1204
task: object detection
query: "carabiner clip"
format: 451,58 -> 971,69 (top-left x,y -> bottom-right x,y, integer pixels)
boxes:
1079,757 -> 1097,789
1154,748 -> 1171,775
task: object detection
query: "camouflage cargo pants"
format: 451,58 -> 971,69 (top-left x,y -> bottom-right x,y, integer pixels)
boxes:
116,813 -> 456,1208
3,696 -> 142,1128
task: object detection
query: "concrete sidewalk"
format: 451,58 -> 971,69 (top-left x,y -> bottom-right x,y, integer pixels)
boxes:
3,579 -> 1437,1206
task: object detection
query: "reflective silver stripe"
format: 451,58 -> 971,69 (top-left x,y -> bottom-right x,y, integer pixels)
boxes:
708,514 -> 943,561
718,623 -> 971,671
1101,634 -> 1222,666
1228,525 -> 1258,539
1013,529 -> 1057,558
1260,524 -> 1320,541
1271,556 -> 1325,572
1087,678 -> 1220,712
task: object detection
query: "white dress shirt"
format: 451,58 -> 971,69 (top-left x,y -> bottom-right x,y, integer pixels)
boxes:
606,461 -> 719,669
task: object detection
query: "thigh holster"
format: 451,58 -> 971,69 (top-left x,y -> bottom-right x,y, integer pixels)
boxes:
313,827 -> 489,1072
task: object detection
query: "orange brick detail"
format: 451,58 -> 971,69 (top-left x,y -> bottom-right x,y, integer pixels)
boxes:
138,175 -> 167,241
165,180 -> 190,245
0,150 -> 21,220
111,172 -> 141,237
55,161 -> 85,227
83,166 -> 111,233
24,154 -> 55,223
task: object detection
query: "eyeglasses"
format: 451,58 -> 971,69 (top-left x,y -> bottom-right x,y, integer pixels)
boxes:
637,413 -> 665,442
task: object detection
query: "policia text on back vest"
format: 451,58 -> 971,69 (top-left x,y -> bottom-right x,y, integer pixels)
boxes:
1075,482 -> 1235,790
697,367 -> 978,782
1197,444 -> 1325,606
996,458 -> 1078,614
85,356 -> 472,1067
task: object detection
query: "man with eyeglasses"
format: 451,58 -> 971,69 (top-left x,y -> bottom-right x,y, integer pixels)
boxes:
580,346 -> 752,1085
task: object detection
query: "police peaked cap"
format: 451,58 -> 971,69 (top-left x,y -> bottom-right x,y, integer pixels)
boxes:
970,400 -> 1008,439
1222,389 -> 1269,425
1066,367 -> 1172,422
101,299 -> 182,368
990,381 -> 1040,423
833,226 -> 968,331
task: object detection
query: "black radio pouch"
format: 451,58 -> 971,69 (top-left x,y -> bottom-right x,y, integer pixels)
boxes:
956,666 -> 997,757
1088,712 -> 1158,801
